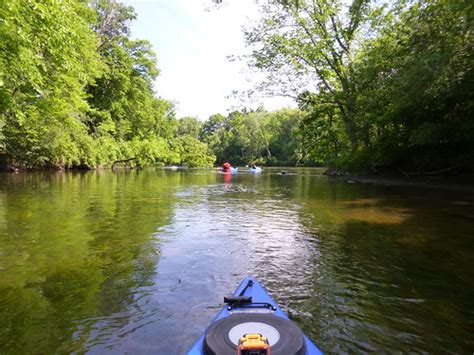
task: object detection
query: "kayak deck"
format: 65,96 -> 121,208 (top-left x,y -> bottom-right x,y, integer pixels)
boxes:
187,276 -> 322,354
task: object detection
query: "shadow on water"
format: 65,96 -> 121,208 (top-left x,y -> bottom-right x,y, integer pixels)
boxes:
289,178 -> 474,353
0,171 -> 180,353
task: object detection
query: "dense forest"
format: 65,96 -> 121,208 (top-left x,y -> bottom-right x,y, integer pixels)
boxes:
0,0 -> 472,173
0,0 -> 215,169
243,0 -> 473,173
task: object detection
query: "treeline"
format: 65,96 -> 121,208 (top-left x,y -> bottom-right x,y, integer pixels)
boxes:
170,109 -> 310,166
0,0 -> 215,169
245,0 -> 473,173
197,108 -> 314,166
1,0 -> 472,173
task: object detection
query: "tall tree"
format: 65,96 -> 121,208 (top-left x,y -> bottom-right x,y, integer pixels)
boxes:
0,0 -> 104,167
352,0 -> 474,170
86,0 -> 180,167
245,0 -> 374,150
176,116 -> 202,139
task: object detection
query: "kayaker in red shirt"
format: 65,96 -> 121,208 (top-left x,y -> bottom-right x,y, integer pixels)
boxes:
222,162 -> 231,172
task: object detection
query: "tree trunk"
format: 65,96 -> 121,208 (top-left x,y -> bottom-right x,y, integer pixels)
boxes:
112,157 -> 136,170
339,104 -> 358,152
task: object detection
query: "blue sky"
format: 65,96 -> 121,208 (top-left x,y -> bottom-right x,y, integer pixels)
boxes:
123,0 -> 294,119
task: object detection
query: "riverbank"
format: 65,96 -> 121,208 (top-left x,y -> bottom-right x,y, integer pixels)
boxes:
326,173 -> 474,193
255,166 -> 474,193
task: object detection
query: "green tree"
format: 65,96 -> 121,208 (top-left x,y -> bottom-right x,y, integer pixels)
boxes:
0,0 -> 216,169
245,0 -> 375,151
176,116 -> 201,139
86,0 -> 182,167
0,0 -> 104,168
201,108 -> 314,166
353,0 -> 474,171
200,113 -> 231,163
245,0 -> 473,172
171,136 -> 216,167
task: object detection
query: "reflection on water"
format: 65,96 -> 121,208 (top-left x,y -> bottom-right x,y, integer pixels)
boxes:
0,169 -> 473,353
339,198 -> 412,224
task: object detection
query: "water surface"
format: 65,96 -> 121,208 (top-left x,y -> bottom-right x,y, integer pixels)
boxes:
0,169 -> 473,353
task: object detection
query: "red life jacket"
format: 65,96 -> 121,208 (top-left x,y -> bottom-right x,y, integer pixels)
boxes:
223,162 -> 231,170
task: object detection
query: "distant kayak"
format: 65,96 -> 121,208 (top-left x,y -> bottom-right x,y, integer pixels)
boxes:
249,167 -> 263,173
221,167 -> 238,174
187,276 -> 322,355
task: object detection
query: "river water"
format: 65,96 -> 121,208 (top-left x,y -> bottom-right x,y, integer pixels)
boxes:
0,169 -> 473,353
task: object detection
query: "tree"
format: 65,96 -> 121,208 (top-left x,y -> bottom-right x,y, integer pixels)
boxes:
176,116 -> 202,139
171,136 -> 216,167
245,0 -> 473,172
0,0 -> 104,168
245,0 -> 375,151
200,108 -> 314,166
200,113 -> 230,163
0,0 -> 216,169
86,0 -> 180,167
353,0 -> 474,171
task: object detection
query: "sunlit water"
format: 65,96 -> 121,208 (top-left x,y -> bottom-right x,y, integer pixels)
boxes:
1,169 -> 473,353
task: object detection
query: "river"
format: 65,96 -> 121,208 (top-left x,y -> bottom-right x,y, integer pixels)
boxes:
0,169 -> 473,353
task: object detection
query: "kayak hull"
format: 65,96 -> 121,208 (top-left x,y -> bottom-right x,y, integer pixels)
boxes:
249,167 -> 262,173
186,276 -> 322,355
221,167 -> 238,174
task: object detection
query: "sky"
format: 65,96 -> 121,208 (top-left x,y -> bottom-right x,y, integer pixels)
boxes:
123,0 -> 295,120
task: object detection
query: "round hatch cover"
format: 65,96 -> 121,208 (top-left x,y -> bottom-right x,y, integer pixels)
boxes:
203,313 -> 306,355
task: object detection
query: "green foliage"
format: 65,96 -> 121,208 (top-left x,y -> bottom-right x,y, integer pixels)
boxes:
246,0 -> 474,173
350,0 -> 474,171
245,0 -> 374,151
0,0 -> 104,167
299,102 -> 346,165
2,0 -> 471,172
120,137 -> 170,167
0,0 -> 213,169
171,136 -> 216,167
176,116 -> 202,139
201,108 -> 314,166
